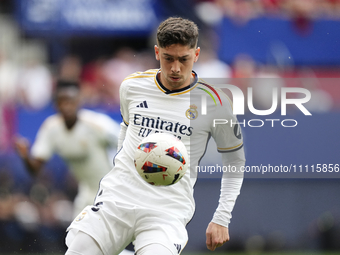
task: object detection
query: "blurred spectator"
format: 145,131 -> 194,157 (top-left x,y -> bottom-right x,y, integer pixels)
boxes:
101,47 -> 143,107
231,54 -> 285,112
322,0 -> 340,18
135,50 -> 158,72
284,0 -> 317,35
251,65 -> 285,112
230,54 -> 257,97
215,0 -> 264,25
232,53 -> 257,79
17,53 -> 53,110
0,165 -> 75,253
0,50 -> 19,152
195,1 -> 224,26
302,82 -> 334,113
194,47 -> 232,78
283,0 -> 340,20
80,57 -> 106,106
298,69 -> 334,113
200,0 -> 340,25
80,50 -> 157,108
260,0 -> 283,15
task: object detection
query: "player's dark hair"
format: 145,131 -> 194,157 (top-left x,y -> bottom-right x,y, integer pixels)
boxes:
157,17 -> 199,49
55,80 -> 80,91
53,80 -> 80,101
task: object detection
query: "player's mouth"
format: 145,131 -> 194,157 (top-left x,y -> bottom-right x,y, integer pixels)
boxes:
170,76 -> 181,82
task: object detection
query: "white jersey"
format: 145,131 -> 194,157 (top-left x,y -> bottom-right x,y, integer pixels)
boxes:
97,69 -> 244,225
31,109 -> 120,212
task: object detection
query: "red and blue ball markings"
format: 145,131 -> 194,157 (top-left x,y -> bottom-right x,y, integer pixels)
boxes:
165,146 -> 186,165
138,142 -> 157,152
142,161 -> 167,173
138,143 -> 185,174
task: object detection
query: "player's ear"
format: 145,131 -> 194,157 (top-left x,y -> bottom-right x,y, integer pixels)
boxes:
154,45 -> 160,61
194,47 -> 200,63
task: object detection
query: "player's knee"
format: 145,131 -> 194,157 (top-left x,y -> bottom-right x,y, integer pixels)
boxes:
66,231 -> 104,255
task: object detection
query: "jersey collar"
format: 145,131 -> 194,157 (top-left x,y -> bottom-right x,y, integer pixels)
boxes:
154,69 -> 198,95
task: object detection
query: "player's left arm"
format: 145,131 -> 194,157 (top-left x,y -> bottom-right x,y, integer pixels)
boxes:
206,91 -> 245,251
206,148 -> 245,251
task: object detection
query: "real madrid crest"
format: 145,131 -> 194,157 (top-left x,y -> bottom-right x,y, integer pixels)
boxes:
186,104 -> 198,120
75,211 -> 87,222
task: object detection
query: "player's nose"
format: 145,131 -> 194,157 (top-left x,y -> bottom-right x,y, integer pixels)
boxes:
171,60 -> 180,73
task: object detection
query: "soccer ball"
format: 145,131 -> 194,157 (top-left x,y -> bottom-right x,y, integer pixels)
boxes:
134,133 -> 188,186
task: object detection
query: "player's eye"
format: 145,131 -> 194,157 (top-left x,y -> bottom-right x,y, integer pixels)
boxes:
165,57 -> 173,61
180,58 -> 187,62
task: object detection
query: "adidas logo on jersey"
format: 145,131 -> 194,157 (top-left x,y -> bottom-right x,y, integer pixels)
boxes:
136,101 -> 148,108
174,243 -> 182,254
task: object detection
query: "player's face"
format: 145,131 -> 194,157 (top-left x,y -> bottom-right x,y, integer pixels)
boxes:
55,88 -> 80,122
155,44 -> 200,91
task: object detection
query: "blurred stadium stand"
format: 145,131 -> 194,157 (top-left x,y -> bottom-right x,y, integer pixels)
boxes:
0,0 -> 340,253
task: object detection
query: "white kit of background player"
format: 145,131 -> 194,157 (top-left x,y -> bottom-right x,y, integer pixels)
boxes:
31,109 -> 121,214
15,80 -> 135,255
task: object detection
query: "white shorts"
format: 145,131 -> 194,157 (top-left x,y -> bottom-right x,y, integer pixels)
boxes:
66,201 -> 188,255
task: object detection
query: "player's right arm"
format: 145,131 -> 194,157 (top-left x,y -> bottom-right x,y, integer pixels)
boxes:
14,136 -> 45,175
15,116 -> 55,176
117,78 -> 130,150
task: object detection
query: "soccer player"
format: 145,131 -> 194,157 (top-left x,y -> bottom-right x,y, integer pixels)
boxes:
14,80 -> 134,255
65,17 -> 245,255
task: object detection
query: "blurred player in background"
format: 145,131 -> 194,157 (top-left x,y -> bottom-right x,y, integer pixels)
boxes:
14,80 -> 134,255
64,17 -> 245,255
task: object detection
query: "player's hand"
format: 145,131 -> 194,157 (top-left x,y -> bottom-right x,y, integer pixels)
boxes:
14,136 -> 30,159
206,222 -> 229,251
